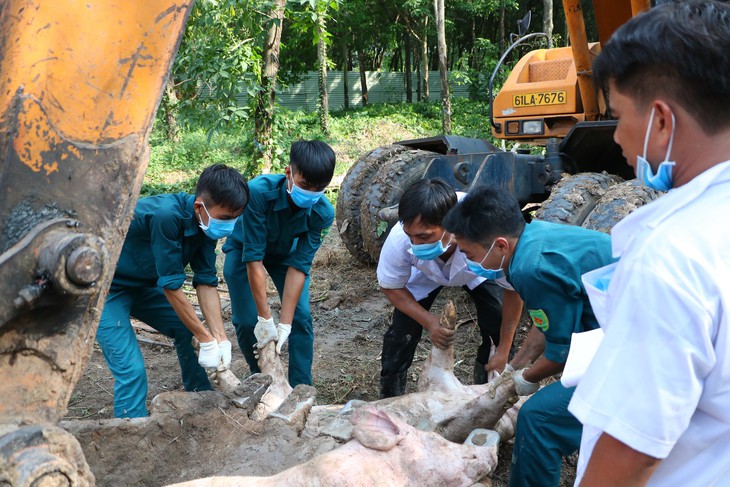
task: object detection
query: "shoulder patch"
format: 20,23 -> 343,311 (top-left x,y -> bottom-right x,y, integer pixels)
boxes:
528,309 -> 549,332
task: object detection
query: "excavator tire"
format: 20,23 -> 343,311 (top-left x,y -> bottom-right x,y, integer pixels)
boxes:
360,150 -> 432,263
336,144 -> 411,265
535,172 -> 624,227
582,179 -> 662,234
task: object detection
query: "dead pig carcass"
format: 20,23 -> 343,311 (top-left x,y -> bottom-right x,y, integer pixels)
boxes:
63,301 -> 520,486
169,407 -> 500,487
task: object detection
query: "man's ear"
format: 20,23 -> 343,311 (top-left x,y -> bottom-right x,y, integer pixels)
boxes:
495,236 -> 510,252
651,100 -> 675,153
284,165 -> 292,178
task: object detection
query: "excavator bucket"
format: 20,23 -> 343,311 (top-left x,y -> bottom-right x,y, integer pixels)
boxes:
0,0 -> 194,484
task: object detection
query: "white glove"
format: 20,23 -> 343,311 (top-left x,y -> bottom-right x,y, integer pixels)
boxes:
504,363 -> 516,374
254,316 -> 277,349
198,339 -> 220,369
218,340 -> 232,371
275,323 -> 292,355
513,369 -> 540,396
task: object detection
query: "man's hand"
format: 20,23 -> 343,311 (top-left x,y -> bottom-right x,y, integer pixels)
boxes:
198,339 -> 220,369
426,316 -> 456,349
275,323 -> 291,355
513,368 -> 540,396
218,340 -> 232,370
254,316 -> 277,348
486,349 -> 509,374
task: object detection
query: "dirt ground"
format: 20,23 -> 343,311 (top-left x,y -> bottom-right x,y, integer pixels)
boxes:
66,223 -> 577,486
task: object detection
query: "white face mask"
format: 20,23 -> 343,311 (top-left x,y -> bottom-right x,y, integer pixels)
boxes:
635,107 -> 676,192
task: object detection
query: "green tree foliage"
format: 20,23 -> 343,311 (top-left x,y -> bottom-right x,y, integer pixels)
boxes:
172,0 -> 265,129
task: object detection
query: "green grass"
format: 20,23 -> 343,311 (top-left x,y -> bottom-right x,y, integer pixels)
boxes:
144,98 -> 496,197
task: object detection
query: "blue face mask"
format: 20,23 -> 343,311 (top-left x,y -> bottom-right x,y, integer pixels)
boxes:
636,107 -> 676,192
287,175 -> 325,209
466,239 -> 505,280
411,231 -> 452,260
198,202 -> 236,240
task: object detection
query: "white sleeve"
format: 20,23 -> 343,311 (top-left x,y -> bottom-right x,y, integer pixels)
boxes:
569,259 -> 715,459
376,224 -> 414,290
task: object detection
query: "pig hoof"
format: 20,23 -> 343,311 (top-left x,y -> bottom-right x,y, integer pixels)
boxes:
464,429 -> 500,448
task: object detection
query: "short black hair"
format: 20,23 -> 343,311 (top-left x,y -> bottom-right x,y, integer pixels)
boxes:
398,178 -> 457,227
290,140 -> 336,188
442,185 -> 525,245
195,164 -> 249,212
594,0 -> 730,134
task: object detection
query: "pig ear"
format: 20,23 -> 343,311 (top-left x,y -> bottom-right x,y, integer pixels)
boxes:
352,407 -> 404,451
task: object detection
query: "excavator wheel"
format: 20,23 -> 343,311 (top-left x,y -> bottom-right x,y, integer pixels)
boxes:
336,145 -> 411,265
359,150 -> 432,263
535,172 -> 624,227
582,179 -> 662,234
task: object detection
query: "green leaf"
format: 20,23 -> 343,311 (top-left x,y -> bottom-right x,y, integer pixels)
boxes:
376,220 -> 389,237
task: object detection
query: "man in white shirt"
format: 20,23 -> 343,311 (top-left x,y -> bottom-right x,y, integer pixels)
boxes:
568,1 -> 730,485
377,178 -> 523,397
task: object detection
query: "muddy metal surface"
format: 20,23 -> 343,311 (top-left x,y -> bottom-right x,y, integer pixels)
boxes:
63,227 -> 576,487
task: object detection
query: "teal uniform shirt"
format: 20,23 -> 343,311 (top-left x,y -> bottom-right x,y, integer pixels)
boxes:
113,193 -> 219,290
507,220 -> 616,364
223,174 -> 334,274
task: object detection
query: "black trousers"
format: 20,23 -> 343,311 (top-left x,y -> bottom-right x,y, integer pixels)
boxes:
380,281 -> 504,380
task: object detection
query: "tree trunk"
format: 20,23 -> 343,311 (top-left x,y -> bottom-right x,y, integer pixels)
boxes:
415,51 -> 422,101
404,31 -> 412,103
254,0 -> 286,174
498,0 -> 506,54
343,43 -> 350,110
471,17 -> 477,69
317,17 -> 329,134
543,0 -> 554,47
163,76 -> 180,142
434,0 -> 451,133
358,50 -> 368,106
421,15 -> 429,102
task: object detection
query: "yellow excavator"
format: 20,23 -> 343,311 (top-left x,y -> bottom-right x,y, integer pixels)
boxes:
0,1 -> 194,483
337,0 -> 660,265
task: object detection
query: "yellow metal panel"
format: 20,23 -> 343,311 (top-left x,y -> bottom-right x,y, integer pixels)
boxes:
593,0 -> 634,45
0,1 -> 192,145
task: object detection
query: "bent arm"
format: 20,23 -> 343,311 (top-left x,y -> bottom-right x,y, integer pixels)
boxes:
488,290 -> 523,372
280,266 -> 306,324
163,287 -> 214,343
196,284 -> 227,342
381,287 -> 437,330
246,260 -> 271,319
509,324 -> 545,369
580,433 -> 660,486
381,287 -> 452,348
523,355 -> 564,383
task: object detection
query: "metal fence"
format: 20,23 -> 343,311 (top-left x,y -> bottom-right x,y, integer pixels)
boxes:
225,71 -> 472,112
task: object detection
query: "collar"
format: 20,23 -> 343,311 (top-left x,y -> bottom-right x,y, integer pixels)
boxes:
612,160 -> 730,257
183,194 -> 200,237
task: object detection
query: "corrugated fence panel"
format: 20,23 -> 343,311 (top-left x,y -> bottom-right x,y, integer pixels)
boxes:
201,71 -> 472,111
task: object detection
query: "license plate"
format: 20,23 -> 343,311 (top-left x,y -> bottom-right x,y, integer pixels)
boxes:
513,90 -> 567,107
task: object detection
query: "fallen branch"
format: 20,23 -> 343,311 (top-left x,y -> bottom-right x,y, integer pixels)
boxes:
137,337 -> 175,348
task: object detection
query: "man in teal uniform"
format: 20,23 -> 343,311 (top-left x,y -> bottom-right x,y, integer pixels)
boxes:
443,185 -> 616,487
97,164 -> 249,418
223,140 -> 335,386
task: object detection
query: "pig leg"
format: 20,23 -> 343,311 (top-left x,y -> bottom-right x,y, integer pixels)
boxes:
417,301 -> 470,394
251,341 -> 293,420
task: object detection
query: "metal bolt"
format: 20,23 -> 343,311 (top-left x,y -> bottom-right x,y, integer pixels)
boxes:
65,246 -> 103,286
13,283 -> 47,309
